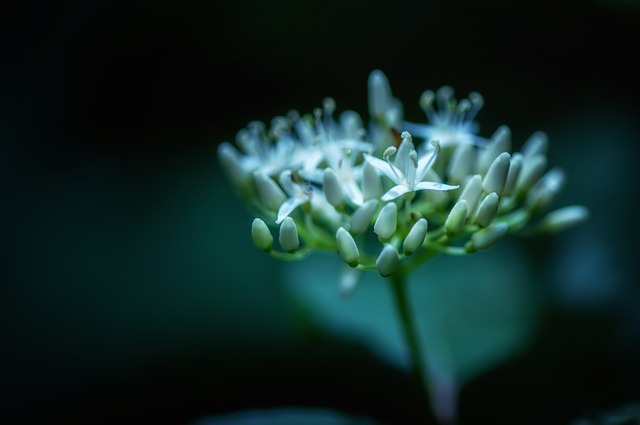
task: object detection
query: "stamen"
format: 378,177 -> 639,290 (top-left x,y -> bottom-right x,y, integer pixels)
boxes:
313,108 -> 322,123
383,146 -> 401,181
383,146 -> 397,159
419,90 -> 436,112
287,109 -> 300,122
409,150 -> 418,167
323,97 -> 336,115
400,131 -> 413,144
431,139 -> 442,156
469,91 -> 484,109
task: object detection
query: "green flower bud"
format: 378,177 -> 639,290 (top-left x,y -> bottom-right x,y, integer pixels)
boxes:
254,172 -> 286,211
350,199 -> 378,235
279,217 -> 299,252
447,143 -> 475,184
516,154 -> 547,195
502,153 -> 523,196
323,168 -> 345,207
369,70 -> 392,119
465,222 -> 509,252
482,152 -> 511,195
539,205 -> 589,233
251,218 -> 273,251
473,192 -> 499,228
458,174 -> 483,216
522,131 -> 548,159
374,202 -> 397,241
526,168 -> 565,213
478,125 -> 511,175
403,218 -> 428,255
218,142 -> 250,187
336,227 -> 360,267
376,244 -> 399,277
363,161 -> 383,201
445,199 -> 469,235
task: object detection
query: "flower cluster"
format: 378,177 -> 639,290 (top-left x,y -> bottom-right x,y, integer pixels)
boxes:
218,70 -> 588,290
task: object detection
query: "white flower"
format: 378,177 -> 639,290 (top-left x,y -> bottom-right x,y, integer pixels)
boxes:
403,86 -> 488,149
299,103 -> 372,206
364,132 -> 458,202
275,170 -> 313,224
235,120 -> 302,177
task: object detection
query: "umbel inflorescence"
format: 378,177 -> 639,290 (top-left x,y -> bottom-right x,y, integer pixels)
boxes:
218,70 -> 588,289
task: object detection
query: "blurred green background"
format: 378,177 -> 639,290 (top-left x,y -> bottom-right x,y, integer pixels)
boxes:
2,0 -> 640,424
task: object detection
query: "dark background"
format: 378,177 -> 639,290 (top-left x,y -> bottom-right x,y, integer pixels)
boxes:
2,0 -> 640,424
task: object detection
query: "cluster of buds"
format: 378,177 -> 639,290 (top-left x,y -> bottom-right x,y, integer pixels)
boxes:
218,70 -> 588,288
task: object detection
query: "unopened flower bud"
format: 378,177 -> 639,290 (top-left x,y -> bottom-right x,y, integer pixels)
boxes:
516,154 -> 547,195
465,222 -> 509,252
483,152 -> 511,195
336,227 -> 360,267
374,202 -> 397,241
323,168 -> 345,207
279,217 -> 299,252
340,110 -> 363,139
445,199 -> 469,235
447,143 -> 475,184
403,218 -> 428,255
473,192 -> 499,227
369,70 -> 392,118
502,153 -> 523,196
459,175 -> 483,216
539,205 -> 589,233
363,161 -> 383,200
218,142 -> 250,186
478,126 -> 511,175
376,244 -> 399,277
526,168 -> 565,213
350,199 -> 378,235
251,218 -> 273,251
522,131 -> 548,159
254,172 -> 286,211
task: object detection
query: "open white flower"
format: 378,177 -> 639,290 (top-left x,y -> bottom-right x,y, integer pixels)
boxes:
364,132 -> 459,201
275,170 -> 313,224
403,86 -> 488,149
234,120 -> 302,177
298,103 -> 372,206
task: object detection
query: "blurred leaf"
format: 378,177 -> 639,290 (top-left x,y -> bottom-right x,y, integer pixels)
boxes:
192,407 -> 379,425
284,241 -> 540,410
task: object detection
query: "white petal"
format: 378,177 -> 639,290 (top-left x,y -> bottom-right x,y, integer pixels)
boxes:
416,148 -> 439,183
364,154 -> 403,184
276,197 -> 305,224
343,179 -> 364,206
395,138 -> 414,178
413,181 -> 459,192
381,185 -> 411,201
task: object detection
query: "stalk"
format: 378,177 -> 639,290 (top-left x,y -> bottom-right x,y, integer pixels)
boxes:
390,269 -> 438,423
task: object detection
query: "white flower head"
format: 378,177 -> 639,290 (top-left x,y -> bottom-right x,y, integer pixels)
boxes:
364,132 -> 459,201
403,86 -> 489,149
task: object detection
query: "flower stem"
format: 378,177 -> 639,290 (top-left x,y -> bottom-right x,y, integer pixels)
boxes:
390,269 -> 438,424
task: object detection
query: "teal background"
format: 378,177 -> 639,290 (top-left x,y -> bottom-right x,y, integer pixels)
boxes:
2,0 -> 640,424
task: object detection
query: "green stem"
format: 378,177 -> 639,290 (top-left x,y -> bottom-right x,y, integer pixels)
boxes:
390,270 -> 438,424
